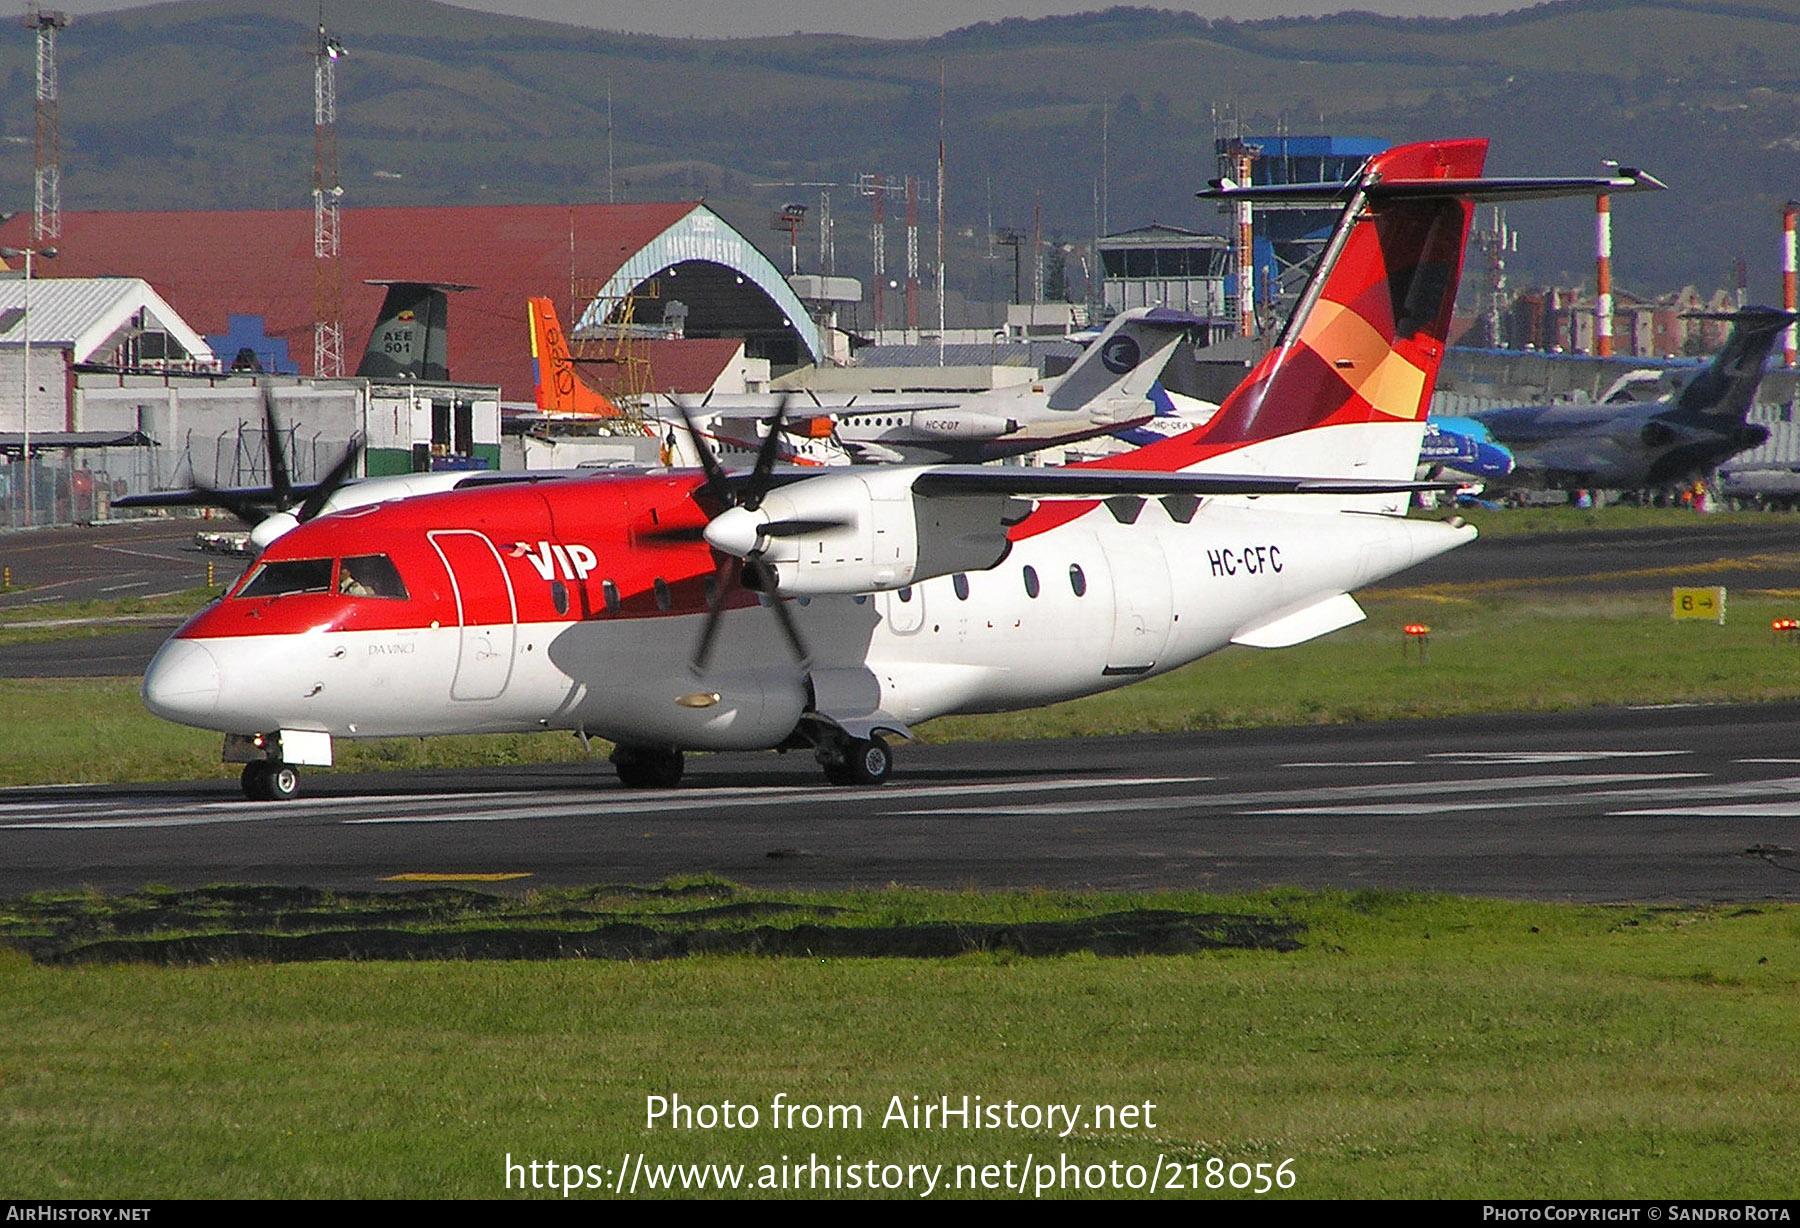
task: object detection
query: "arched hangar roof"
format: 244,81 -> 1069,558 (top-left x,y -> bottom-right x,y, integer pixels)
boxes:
574,205 -> 821,368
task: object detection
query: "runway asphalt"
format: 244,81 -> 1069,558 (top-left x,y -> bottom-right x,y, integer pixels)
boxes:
3,702 -> 1797,902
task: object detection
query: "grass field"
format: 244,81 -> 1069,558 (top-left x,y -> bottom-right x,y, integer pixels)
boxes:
2,889 -> 1795,1199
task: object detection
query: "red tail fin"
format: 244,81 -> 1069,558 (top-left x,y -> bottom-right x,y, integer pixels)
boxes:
528,296 -> 623,418
1203,139 -> 1486,444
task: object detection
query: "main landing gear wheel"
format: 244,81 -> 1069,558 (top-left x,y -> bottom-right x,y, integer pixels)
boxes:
612,745 -> 685,789
241,760 -> 299,801
822,735 -> 892,787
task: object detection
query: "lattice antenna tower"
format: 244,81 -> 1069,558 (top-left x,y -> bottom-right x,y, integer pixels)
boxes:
27,6 -> 68,243
312,20 -> 346,377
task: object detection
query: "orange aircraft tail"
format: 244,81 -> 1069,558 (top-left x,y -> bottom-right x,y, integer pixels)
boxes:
527,296 -> 623,417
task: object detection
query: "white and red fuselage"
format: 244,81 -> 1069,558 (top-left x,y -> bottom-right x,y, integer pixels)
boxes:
141,427 -> 1472,755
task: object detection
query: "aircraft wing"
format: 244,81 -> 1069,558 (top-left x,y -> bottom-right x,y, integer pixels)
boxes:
112,483 -> 335,513
702,399 -> 963,419
909,466 -> 1455,498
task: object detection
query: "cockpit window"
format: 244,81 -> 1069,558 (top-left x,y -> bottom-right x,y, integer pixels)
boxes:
338,554 -> 409,600
238,558 -> 334,599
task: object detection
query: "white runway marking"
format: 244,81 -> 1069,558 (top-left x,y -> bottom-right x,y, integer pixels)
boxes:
1428,750 -> 1691,765
343,776 -> 1215,825
0,777 -> 1215,831
1608,802 -> 1800,818
895,771 -> 1707,818
1236,776 -> 1800,819
5,813 -> 282,831
0,791 -> 547,830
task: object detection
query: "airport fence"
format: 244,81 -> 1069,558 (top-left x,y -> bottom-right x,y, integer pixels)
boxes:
0,444 -> 164,529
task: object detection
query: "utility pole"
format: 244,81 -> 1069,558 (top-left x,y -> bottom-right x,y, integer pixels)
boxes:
1594,193 -> 1613,358
936,59 -> 946,364
1222,137 -> 1260,338
771,203 -> 807,275
1783,201 -> 1797,368
866,173 -> 886,332
905,175 -> 919,337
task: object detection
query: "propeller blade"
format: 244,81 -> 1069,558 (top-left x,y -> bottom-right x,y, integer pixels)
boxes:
260,383 -> 293,508
744,558 -> 810,666
671,397 -> 732,508
191,477 -> 271,530
690,554 -> 737,674
636,524 -> 710,545
742,393 -> 790,511
758,515 -> 853,539
295,435 -> 364,522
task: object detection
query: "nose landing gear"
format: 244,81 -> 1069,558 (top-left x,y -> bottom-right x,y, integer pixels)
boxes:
241,760 -> 300,801
611,744 -> 686,789
819,734 -> 892,786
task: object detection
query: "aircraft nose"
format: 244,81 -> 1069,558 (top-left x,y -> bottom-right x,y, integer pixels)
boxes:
142,638 -> 221,723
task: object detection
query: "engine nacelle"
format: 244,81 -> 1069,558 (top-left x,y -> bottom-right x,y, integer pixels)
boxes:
705,468 -> 1021,596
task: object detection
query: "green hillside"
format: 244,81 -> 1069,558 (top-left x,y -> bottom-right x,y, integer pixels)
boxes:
1,0 -> 1796,307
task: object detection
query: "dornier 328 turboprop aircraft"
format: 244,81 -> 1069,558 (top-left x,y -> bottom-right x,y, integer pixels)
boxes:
141,140 -> 1660,799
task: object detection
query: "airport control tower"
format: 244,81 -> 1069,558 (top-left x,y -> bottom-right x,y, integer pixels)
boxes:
1213,135 -> 1390,325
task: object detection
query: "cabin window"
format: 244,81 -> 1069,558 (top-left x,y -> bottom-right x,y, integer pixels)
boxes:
550,580 -> 569,615
337,554 -> 409,600
1022,565 -> 1040,599
654,577 -> 672,612
238,558 -> 333,599
1069,564 -> 1087,597
953,573 -> 970,601
602,579 -> 620,615
897,586 -> 914,603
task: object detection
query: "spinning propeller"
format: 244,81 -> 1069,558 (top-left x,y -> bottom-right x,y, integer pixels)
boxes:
672,396 -> 847,673
115,382 -> 364,551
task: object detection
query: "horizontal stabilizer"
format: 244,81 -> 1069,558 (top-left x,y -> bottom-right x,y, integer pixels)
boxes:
1231,592 -> 1366,649
1200,169 -> 1664,205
